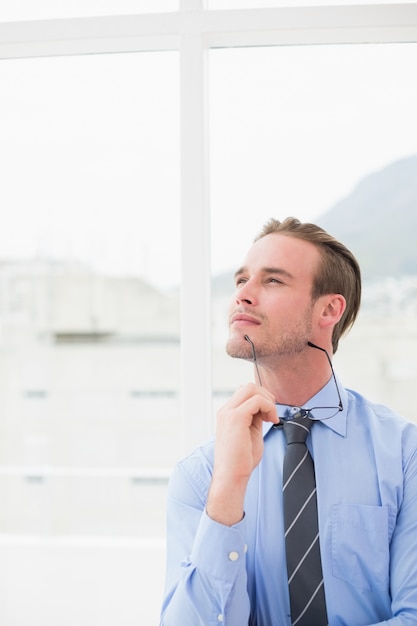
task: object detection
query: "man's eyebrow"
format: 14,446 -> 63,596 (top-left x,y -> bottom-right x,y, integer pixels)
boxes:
234,266 -> 294,280
262,266 -> 294,279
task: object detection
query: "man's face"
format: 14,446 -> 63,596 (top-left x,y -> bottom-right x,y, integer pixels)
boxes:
226,233 -> 321,361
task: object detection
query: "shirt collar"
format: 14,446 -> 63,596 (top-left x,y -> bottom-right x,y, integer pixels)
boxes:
262,373 -> 348,438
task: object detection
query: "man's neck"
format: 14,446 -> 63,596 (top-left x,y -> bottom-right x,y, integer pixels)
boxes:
254,350 -> 333,406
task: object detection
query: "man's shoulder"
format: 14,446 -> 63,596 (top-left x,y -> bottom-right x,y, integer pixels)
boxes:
178,438 -> 215,471
347,387 -> 410,420
168,438 -> 215,498
346,387 -> 417,442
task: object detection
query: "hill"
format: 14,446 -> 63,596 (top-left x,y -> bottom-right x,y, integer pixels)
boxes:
316,154 -> 417,281
212,154 -> 417,293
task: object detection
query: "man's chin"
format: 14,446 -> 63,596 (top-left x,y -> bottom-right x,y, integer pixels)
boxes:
225,336 -> 252,360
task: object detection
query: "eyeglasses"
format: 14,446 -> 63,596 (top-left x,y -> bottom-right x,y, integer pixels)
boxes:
245,335 -> 343,423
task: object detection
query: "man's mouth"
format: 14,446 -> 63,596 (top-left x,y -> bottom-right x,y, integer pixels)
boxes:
230,313 -> 261,326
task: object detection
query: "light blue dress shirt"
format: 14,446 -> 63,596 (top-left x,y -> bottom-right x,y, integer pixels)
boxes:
160,377 -> 417,625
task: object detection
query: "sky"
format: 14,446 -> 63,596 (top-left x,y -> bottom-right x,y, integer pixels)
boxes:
0,38 -> 416,289
209,42 -> 417,276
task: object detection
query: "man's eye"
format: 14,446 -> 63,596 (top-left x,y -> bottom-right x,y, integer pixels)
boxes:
235,277 -> 247,286
267,277 -> 282,284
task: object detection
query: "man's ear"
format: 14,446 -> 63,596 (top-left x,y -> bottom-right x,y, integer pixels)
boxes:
319,294 -> 346,329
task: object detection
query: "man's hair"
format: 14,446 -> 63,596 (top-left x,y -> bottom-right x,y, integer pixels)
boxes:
254,217 -> 361,353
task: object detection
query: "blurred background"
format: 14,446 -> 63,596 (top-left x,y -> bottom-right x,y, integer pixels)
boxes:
1,2 -> 417,624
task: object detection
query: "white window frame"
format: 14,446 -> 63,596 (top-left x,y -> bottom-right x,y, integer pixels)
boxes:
1,2 -> 417,454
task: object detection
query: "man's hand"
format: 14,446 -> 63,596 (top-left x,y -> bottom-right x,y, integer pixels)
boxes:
206,383 -> 278,526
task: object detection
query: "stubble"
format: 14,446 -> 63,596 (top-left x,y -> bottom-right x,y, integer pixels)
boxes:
226,304 -> 314,361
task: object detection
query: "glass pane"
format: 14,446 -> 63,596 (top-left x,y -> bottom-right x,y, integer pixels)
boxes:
210,43 -> 417,419
0,0 -> 176,21
0,51 -> 179,624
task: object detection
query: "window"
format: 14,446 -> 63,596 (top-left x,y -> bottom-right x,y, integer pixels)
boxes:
1,4 -> 416,624
210,41 -> 417,421
0,48 -> 179,625
210,40 -> 417,423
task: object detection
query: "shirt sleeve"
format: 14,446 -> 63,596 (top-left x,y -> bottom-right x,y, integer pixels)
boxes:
160,455 -> 251,626
367,439 -> 417,625
385,443 -> 417,623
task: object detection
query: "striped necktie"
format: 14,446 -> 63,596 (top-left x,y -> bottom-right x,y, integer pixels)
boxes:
283,414 -> 328,626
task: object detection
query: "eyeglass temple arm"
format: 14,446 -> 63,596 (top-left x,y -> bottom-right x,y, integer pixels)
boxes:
307,341 -> 343,411
244,335 -> 263,387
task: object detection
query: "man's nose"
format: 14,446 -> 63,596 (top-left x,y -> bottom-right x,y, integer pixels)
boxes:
235,281 -> 255,306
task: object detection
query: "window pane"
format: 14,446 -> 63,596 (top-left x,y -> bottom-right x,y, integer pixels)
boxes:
0,51 -> 179,624
210,43 -> 417,417
0,0 -> 176,21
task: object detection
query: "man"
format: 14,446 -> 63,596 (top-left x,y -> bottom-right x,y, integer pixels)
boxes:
160,217 -> 417,625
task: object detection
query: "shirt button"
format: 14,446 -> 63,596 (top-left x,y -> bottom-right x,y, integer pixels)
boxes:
217,613 -> 224,622
228,551 -> 239,561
